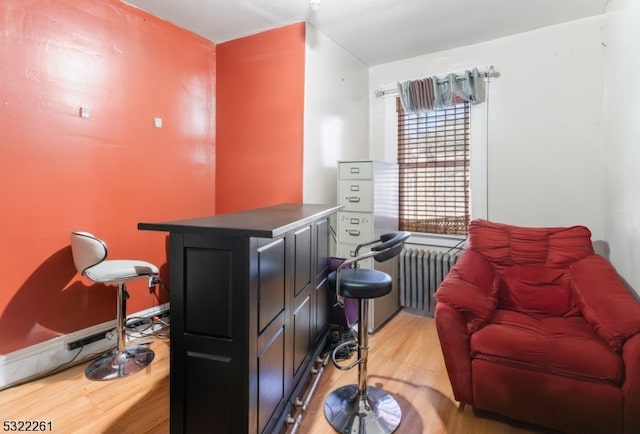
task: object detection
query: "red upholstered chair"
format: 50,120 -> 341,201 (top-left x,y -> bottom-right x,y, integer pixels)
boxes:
435,219 -> 640,434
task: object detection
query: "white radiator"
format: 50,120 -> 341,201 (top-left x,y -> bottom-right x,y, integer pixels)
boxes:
399,248 -> 463,316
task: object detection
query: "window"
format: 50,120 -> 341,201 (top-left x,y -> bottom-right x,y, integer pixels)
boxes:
396,98 -> 470,235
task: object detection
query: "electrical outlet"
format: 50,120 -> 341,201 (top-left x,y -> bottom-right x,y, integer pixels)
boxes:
67,331 -> 107,351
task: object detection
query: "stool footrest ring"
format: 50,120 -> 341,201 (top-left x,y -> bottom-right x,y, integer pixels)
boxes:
331,340 -> 360,371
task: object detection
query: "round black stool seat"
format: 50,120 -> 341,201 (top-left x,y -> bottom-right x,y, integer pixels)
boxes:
328,268 -> 392,299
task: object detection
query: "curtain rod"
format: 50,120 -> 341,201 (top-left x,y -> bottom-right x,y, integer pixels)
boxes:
374,65 -> 495,98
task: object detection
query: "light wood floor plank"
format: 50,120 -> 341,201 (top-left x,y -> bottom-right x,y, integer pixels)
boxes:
0,339 -> 170,434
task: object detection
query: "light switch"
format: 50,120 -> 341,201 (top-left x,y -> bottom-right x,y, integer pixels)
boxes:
80,107 -> 90,119
154,117 -> 163,128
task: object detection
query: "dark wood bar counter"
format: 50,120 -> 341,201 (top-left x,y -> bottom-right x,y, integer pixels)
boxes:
139,203 -> 342,434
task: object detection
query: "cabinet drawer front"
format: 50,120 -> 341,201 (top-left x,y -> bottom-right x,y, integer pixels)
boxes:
339,162 -> 372,180
338,181 -> 372,212
337,212 -> 373,245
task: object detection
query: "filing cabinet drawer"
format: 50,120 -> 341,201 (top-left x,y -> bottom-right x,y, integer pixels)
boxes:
336,243 -> 358,259
337,211 -> 373,245
338,180 -> 373,212
336,244 -> 373,268
338,161 -> 372,180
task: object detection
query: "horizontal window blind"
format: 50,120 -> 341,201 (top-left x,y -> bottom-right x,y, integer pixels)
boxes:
397,99 -> 470,235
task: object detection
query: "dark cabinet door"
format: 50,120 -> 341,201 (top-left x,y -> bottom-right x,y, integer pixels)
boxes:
170,233 -> 252,434
292,225 -> 313,376
255,237 -> 287,433
314,218 -> 330,336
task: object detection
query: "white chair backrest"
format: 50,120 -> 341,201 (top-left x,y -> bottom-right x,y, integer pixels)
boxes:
71,231 -> 108,275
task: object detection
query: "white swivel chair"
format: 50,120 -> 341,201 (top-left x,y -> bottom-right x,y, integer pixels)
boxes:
71,231 -> 158,381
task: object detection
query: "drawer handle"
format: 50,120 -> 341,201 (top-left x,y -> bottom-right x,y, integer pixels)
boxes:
350,185 -> 360,192
349,218 -> 360,224
348,229 -> 360,236
350,167 -> 360,174
347,197 -> 361,203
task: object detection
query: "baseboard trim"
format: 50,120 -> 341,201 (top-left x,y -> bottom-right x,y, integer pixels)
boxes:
0,302 -> 169,390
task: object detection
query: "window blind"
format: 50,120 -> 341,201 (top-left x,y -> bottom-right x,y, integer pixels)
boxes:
397,99 -> 470,235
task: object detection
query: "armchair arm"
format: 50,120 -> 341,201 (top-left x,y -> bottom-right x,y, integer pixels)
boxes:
435,302 -> 473,405
435,249 -> 499,333
569,255 -> 640,352
434,249 -> 498,406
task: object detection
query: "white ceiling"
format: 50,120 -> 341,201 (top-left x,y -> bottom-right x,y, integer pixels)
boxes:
122,0 -> 609,66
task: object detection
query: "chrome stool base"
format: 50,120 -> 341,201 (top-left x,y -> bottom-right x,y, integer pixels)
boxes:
324,384 -> 402,434
85,346 -> 154,381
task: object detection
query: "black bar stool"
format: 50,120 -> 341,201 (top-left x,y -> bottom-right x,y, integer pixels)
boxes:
324,231 -> 410,433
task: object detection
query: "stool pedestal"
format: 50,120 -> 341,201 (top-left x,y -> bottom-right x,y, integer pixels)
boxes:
85,282 -> 154,381
324,298 -> 402,433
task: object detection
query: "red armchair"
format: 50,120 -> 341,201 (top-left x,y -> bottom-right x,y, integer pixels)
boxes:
435,219 -> 640,434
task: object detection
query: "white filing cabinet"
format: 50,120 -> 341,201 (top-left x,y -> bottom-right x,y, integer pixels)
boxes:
336,160 -> 399,331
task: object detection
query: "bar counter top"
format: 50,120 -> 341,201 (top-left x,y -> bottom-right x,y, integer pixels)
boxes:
138,202 -> 342,238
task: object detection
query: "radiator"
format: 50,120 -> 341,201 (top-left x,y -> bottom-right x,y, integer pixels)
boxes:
399,248 -> 463,316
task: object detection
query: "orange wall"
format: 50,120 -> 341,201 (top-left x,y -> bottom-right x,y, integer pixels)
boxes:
216,23 -> 305,213
0,0 -> 216,354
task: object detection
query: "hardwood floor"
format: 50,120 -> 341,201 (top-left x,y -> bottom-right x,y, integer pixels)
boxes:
0,338 -> 170,434
0,311 -> 540,434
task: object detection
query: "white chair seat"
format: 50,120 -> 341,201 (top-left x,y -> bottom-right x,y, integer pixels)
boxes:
84,259 -> 159,283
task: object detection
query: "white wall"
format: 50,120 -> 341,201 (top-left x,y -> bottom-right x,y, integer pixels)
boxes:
369,17 -> 606,240
604,0 -> 640,294
303,24 -> 369,205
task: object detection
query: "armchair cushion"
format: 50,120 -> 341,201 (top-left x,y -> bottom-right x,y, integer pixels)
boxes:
570,255 -> 640,352
496,266 -> 572,315
471,309 -> 624,385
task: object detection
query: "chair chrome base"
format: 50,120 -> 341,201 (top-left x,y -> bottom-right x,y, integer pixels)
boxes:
85,346 -> 155,381
324,384 -> 402,434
